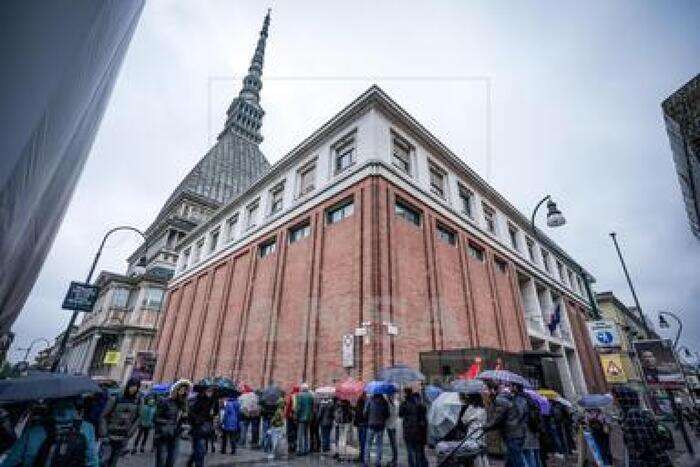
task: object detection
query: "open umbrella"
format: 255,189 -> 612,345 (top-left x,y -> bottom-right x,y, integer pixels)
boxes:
554,396 -> 573,409
260,385 -> 283,405
213,377 -> 240,398
524,389 -> 551,416
335,378 -> 365,403
150,383 -> 171,396
378,364 -> 425,385
537,388 -> 561,400
238,391 -> 259,415
427,391 -> 463,443
425,385 -> 443,403
476,370 -> 531,388
364,380 -> 396,395
450,378 -> 484,395
578,393 -> 613,409
193,378 -> 217,393
0,372 -> 101,403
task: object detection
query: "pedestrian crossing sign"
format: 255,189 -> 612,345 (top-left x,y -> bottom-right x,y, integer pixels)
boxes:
600,354 -> 627,383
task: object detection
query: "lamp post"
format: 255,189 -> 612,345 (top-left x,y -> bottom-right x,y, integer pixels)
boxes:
609,232 -> 651,338
658,311 -> 683,350
530,195 -> 600,318
51,226 -> 145,372
16,338 -> 51,364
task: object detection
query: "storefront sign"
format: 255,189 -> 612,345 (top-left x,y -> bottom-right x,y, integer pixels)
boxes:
103,351 -> 121,365
600,353 -> 627,383
587,320 -> 620,348
342,334 -> 354,368
633,339 -> 685,389
62,281 -> 99,312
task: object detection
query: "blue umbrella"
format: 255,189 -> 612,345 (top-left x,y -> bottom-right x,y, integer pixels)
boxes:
0,372 -> 100,403
578,393 -> 613,408
476,370 -> 532,388
378,364 -> 425,385
450,378 -> 485,394
425,385 -> 443,402
150,383 -> 171,395
364,380 -> 397,395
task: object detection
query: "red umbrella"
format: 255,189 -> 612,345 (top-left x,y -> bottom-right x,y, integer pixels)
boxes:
335,378 -> 365,403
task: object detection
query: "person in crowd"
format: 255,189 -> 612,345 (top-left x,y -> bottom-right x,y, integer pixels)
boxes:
309,396 -> 321,453
462,392 -> 489,467
187,385 -> 218,467
260,392 -> 276,454
385,393 -> 399,467
522,393 -> 542,467
0,408 -> 17,456
219,396 -> 241,455
154,379 -> 190,467
284,386 -> 298,454
364,392 -> 390,467
399,387 -> 428,467
295,383 -> 314,455
249,390 -> 262,449
585,408 -> 612,466
268,396 -> 286,460
317,395 -> 335,453
131,396 -> 156,454
612,385 -> 672,467
83,389 -> 109,440
353,393 -> 368,464
0,399 -> 99,467
333,398 -> 353,458
102,377 -> 142,467
483,380 -> 528,467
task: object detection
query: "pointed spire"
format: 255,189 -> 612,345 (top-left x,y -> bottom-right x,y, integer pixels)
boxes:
220,9 -> 271,143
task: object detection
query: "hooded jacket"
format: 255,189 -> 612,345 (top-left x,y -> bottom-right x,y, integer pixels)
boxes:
104,377 -> 142,441
220,398 -> 241,432
154,379 -> 190,440
484,390 -> 527,440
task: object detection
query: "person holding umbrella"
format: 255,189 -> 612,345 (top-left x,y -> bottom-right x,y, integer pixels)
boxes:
219,393 -> 241,455
154,379 -> 190,467
102,377 -> 142,467
187,379 -> 218,467
399,387 -> 428,467
364,389 -> 390,467
483,379 -> 528,467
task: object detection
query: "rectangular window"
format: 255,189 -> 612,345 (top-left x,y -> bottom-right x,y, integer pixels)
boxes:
494,257 -> 507,273
246,201 -> 259,229
567,269 -> 575,289
181,248 -> 191,270
556,261 -> 564,281
226,214 -> 238,242
541,249 -> 551,273
436,224 -> 456,245
111,288 -> 129,308
395,200 -> 421,226
508,224 -> 519,250
208,228 -> 220,254
391,134 -> 411,174
289,222 -> 311,244
467,242 -> 484,261
298,162 -> 316,196
458,185 -> 473,218
259,239 -> 276,258
526,238 -> 535,262
483,204 -> 497,234
327,199 -> 354,224
429,164 -> 446,198
193,238 -> 204,263
269,184 -> 284,215
144,288 -> 164,308
334,135 -> 355,174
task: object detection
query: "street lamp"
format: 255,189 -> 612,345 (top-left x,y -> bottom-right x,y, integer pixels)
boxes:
530,195 -> 600,318
658,311 -> 683,350
16,337 -> 51,364
51,225 -> 146,372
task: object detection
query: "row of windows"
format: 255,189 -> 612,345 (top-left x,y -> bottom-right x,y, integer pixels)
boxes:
110,287 -> 163,310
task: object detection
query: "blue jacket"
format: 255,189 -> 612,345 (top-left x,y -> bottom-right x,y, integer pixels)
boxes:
0,406 -> 99,467
221,398 -> 241,432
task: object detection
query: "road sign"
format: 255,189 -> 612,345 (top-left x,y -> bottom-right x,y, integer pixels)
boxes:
587,320 -> 620,348
600,354 -> 627,383
62,281 -> 99,312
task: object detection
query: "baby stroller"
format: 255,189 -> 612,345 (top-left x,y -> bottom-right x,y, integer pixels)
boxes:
436,425 -> 487,467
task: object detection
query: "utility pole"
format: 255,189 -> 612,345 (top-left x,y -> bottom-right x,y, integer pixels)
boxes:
609,232 -> 650,337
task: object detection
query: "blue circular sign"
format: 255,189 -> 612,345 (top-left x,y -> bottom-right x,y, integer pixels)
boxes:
595,330 -> 614,345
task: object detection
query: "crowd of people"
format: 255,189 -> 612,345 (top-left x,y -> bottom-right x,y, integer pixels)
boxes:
0,374 -> 685,467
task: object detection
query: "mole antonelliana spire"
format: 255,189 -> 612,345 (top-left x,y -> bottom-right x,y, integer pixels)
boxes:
220,9 -> 271,143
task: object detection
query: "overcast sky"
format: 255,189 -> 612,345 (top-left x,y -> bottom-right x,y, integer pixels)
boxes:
12,1 -> 700,363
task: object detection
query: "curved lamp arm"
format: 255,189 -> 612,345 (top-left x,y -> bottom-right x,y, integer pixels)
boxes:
659,311 -> 683,350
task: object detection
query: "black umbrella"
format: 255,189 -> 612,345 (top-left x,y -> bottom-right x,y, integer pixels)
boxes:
213,377 -> 240,398
193,377 -> 217,394
260,385 -> 283,406
0,372 -> 101,403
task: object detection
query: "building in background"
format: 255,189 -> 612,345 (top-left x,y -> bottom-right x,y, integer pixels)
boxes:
153,85 -> 605,395
0,0 -> 145,336
663,74 -> 700,239
60,272 -> 166,384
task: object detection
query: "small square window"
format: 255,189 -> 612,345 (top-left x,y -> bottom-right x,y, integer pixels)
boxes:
226,214 -> 238,242
269,184 -> 284,215
395,200 -> 421,226
327,199 -> 355,224
391,134 -> 411,174
298,162 -> 316,196
208,228 -> 220,253
483,204 -> 497,235
289,222 -> 311,244
111,288 -> 129,308
458,186 -> 473,218
144,288 -> 164,308
429,164 -> 446,198
334,135 -> 355,175
246,201 -> 259,229
467,242 -> 484,261
436,224 -> 456,245
259,239 -> 276,258
494,257 -> 508,273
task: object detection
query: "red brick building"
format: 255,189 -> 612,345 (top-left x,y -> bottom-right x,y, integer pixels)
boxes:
153,87 -> 606,395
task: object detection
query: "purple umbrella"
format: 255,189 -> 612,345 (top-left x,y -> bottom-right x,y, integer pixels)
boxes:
477,370 -> 532,388
524,388 -> 551,415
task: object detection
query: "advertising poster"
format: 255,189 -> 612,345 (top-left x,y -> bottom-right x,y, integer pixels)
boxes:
633,339 -> 684,389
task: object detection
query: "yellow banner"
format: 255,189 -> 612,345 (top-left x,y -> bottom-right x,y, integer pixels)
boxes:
103,351 -> 121,365
600,354 -> 627,383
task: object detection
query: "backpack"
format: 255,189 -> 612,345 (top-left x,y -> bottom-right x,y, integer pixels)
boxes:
34,420 -> 87,467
